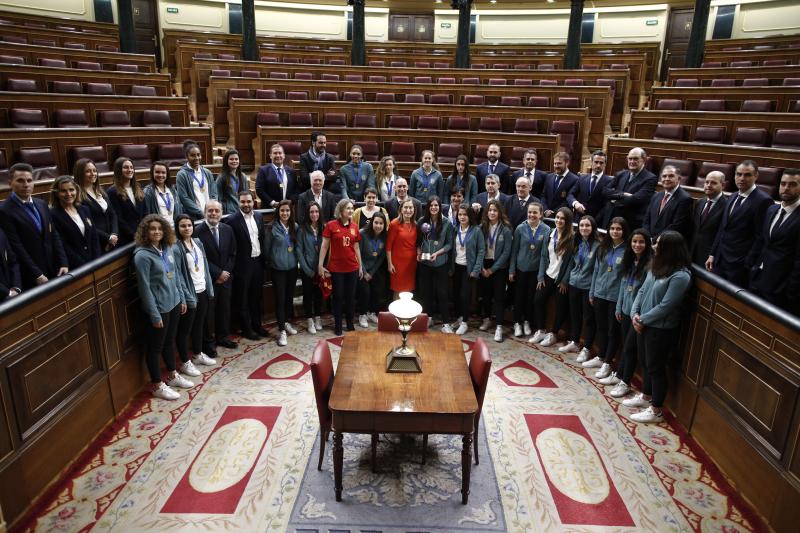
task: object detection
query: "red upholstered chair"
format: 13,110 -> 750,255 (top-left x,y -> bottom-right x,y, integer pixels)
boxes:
368,75 -> 386,83
447,116 -> 470,130
5,78 -> 38,92
478,117 -> 502,132
353,114 -> 377,128
310,340 -> 334,470
730,61 -> 753,67
18,148 -> 58,180
655,99 -> 682,110
740,100 -> 772,112
429,94 -> 451,105
763,59 -> 787,66
117,144 -> 152,169
318,91 -> 338,101
488,78 -> 507,86
693,126 -> 726,144
742,78 -> 768,87
75,61 -> 101,71
500,96 -> 522,106
287,91 -> 309,100
437,143 -> 463,164
38,58 -> 66,68
131,85 -> 157,96
438,77 -> 456,84
391,75 -> 409,83
294,72 -> 313,80
377,312 -> 428,332
52,80 -> 82,94
528,96 -> 550,107
143,110 -> 172,128
193,52 -> 212,59
652,124 -> 685,141
755,167 -> 781,198
468,338 -> 492,464
355,141 -> 378,161
260,56 -> 279,63
241,70 -> 260,78
434,62 -> 449,68
336,91 -> 360,102
269,71 -> 288,79
85,82 -> 113,95
321,73 -> 340,81
156,144 -> 185,168
323,113 -> 347,127
491,64 -> 509,70
390,141 -> 416,162
278,141 -> 303,162
98,110 -> 130,127
227,88 -> 251,105
288,112 -> 313,127
210,69 -> 231,78
54,109 -> 89,128
539,79 -> 557,86
698,162 -> 736,191
462,77 -> 480,85
116,64 -> 138,72
473,144 -> 489,165
256,112 -> 280,126
416,116 -> 440,129
414,76 -> 433,84
564,78 -> 584,86
701,61 -> 722,68
415,61 -> 430,68
674,78 -> 698,87
733,127 -> 768,147
782,78 -> 800,86
537,63 -> 556,70
69,146 -> 109,173
557,97 -> 580,108
710,79 -> 735,87
550,121 -> 577,155
303,58 -> 321,65
0,55 -> 24,64
697,100 -> 725,111
255,89 -> 277,99
510,146 -> 529,167
345,74 -> 364,82
405,94 -> 426,104
10,108 -> 47,128
329,59 -> 346,66
369,60 -> 384,67
596,78 -> 617,97
662,158 -> 695,185
0,35 -> 26,43
514,119 -> 538,134
325,141 -> 340,160
463,95 -> 484,106
472,63 -> 486,69
282,57 -> 300,64
514,79 -> 533,86
387,115 -> 412,129
772,129 -> 800,150
391,61 -> 407,67
31,39 -> 55,47
375,92 -> 395,102
514,63 -> 531,70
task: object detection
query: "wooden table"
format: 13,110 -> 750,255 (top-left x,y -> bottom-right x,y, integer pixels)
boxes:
329,331 -> 478,504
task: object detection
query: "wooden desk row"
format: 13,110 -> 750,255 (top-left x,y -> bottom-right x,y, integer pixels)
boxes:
228,99 -> 590,167
205,77 -> 612,150
703,47 -> 800,67
628,110 -> 798,145
0,20 -> 118,51
704,34 -> 800,52
190,58 -> 631,130
0,93 -> 190,129
649,86 -> 800,113
253,126 -> 561,175
0,9 -> 119,38
0,42 -> 157,73
0,64 -> 172,97
667,65 -> 800,86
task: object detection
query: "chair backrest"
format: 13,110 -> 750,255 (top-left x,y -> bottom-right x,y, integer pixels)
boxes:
342,91 -> 363,102
269,71 -> 288,79
75,61 -> 101,71
377,312 -> 429,332
733,127 -> 768,147
742,78 -> 768,87
674,78 -> 698,87
85,82 -> 113,95
740,100 -> 772,112
54,109 -> 89,128
355,140 -> 378,160
387,115 -> 412,129
6,78 -> 37,92
323,113 -> 347,127
653,124 -> 685,141
117,144 -> 152,169
437,143 -> 463,163
18,147 -> 58,180
500,96 -> 522,106
116,64 -> 138,72
142,110 -> 172,127
288,112 -> 313,127
0,55 -> 24,64
39,58 -> 66,68
131,85 -> 157,96
655,99 -> 682,110
697,99 -> 725,111
390,141 -> 416,162
514,118 -> 538,134
255,89 -> 277,99
463,95 -> 485,106
241,70 -> 260,78
405,93 -> 425,104
10,108 -> 47,128
52,80 -> 82,94
375,92 -> 395,102
69,146 -> 109,173
447,116 -> 470,130
310,340 -> 334,430
772,129 -> 800,150
429,94 -> 450,105
469,338 -> 492,416
287,91 -> 308,100
353,114 -> 377,128
98,110 -> 130,127
693,126 -> 726,144
156,144 -> 185,168
710,79 -> 735,87
417,116 -> 440,129
318,91 -> 338,101
294,72 -> 313,80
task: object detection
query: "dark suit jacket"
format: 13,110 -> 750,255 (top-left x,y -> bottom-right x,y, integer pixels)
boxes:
196,221 -> 237,289
504,195 -> 540,228
296,189 -> 337,225
473,192 -> 510,221
566,173 -> 612,219
642,186 -> 693,242
255,164 -> 298,207
511,168 -> 547,199
82,193 -> 119,249
106,186 -> 143,245
384,196 -> 422,221
50,205 -> 102,269
747,204 -> 800,312
224,210 -> 267,272
0,228 -> 21,301
542,171 -> 579,213
0,196 -> 67,289
690,195 -> 727,264
476,161 -> 511,194
298,150 -> 337,192
600,168 -> 658,228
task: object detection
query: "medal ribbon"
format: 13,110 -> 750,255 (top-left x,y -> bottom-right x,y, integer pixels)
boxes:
192,168 -> 205,190
458,226 -> 473,247
157,189 -> 172,213
607,244 -> 623,271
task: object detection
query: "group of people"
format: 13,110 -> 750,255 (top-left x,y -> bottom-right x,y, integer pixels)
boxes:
2,133 -> 797,415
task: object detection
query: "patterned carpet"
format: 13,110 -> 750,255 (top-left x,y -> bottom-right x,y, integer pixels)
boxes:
16,318 -> 765,533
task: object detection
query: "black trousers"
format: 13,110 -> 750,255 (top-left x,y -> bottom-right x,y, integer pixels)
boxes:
177,290 -> 211,362
594,297 -> 621,363
301,271 -> 323,318
417,263 -> 451,323
639,326 -> 678,408
331,270 -> 358,331
234,257 -> 264,333
513,270 -> 537,325
568,286 -> 594,345
479,260 -> 507,324
453,264 -> 475,321
145,304 -> 180,383
534,276 -> 569,332
273,267 -> 298,330
617,314 -> 638,384
206,282 -> 232,346
358,268 -> 388,315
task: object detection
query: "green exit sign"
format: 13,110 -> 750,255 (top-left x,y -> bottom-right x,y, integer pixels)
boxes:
646,19 -> 658,26
167,7 -> 179,13
441,22 -> 452,28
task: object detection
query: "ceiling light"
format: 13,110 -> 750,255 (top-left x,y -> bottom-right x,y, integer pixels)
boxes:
489,0 -> 497,4
547,0 -> 555,3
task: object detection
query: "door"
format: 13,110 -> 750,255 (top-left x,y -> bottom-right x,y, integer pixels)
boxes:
133,0 -> 162,68
389,14 -> 434,42
661,8 -> 694,80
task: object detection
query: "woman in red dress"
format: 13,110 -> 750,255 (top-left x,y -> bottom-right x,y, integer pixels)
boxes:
386,198 -> 418,298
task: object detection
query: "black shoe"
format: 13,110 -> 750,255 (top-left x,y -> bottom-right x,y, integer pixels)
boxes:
217,338 -> 237,349
334,327 -> 343,336
255,327 -> 270,337
204,347 -> 218,357
242,330 -> 260,340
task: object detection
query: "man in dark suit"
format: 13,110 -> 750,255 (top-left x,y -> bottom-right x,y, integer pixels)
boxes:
542,151 -> 579,217
600,147 -> 658,229
223,191 -> 269,340
0,226 -> 21,302
747,169 -> 800,315
568,150 -> 612,220
296,170 -> 336,224
471,174 -> 509,217
475,144 -> 510,194
255,143 -> 298,209
298,131 -> 338,193
510,149 -> 547,199
504,176 -> 540,228
384,177 -> 422,220
642,165 -> 693,242
196,200 -> 238,351
690,171 -> 728,265
706,160 -> 774,288
0,163 -> 68,289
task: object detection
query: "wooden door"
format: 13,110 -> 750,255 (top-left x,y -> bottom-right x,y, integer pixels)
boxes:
412,15 -> 433,42
133,0 -> 161,67
389,14 -> 434,42
661,8 -> 694,80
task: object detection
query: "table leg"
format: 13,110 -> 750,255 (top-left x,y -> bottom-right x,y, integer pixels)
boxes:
333,431 -> 344,501
461,432 -> 472,504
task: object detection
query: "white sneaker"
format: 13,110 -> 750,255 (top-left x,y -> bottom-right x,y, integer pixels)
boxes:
598,371 -> 620,386
442,324 -> 454,334
451,316 -> 463,329
528,329 -> 546,344
368,312 -> 378,323
494,325 -> 503,342
523,321 -> 532,336
582,356 -> 603,368
152,382 -> 180,400
622,392 -> 651,408
307,318 -> 317,335
595,363 -> 612,379
168,373 -> 194,389
456,322 -> 468,335
576,347 -> 590,363
359,314 -> 369,328
631,406 -> 664,424
558,340 -> 579,353
285,323 -> 298,335
539,333 -> 556,347
314,316 -> 323,330
609,381 -> 630,397
180,360 -> 201,377
479,318 -> 492,331
193,352 -> 216,366
513,323 -> 522,337
277,330 -> 288,347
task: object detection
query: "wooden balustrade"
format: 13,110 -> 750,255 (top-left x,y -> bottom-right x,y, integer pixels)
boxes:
0,64 -> 172,97
0,43 -> 157,73
0,23 -> 118,50
0,9 -> 119,38
649,86 -> 800,113
704,34 -> 800,52
667,65 -> 800,86
703,47 -> 800,67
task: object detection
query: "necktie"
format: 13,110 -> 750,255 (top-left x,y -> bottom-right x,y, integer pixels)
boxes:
489,164 -> 495,175
277,167 -> 286,199
771,208 -> 787,236
23,201 -> 42,233
700,200 -> 712,222
658,192 -> 670,214
526,171 -> 532,181
555,174 -> 562,191
729,194 -> 744,215
212,226 -> 219,247
589,175 -> 597,195
520,198 -> 526,207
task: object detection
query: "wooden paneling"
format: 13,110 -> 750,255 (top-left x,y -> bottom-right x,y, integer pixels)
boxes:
0,43 -> 156,73
0,64 -> 172,97
667,65 -> 800,87
649,86 -> 800,113
704,35 -> 800,52
704,47 -> 800,67
0,24 -> 118,51
0,10 -> 119,38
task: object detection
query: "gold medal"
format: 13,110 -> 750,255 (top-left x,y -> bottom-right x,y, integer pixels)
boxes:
288,246 -> 293,252
167,272 -> 174,278
628,286 -> 633,292
530,244 -> 535,250
195,266 -> 199,272
423,188 -> 429,192
607,266 -> 612,272
372,251 -> 378,257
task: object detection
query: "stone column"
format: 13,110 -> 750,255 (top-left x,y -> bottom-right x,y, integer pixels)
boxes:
117,0 -> 136,53
241,0 -> 258,61
350,0 -> 366,66
685,0 -> 711,68
564,0 -> 585,69
455,0 -> 472,69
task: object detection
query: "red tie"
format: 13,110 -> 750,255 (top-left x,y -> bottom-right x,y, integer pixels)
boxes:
658,193 -> 670,214
700,200 -> 712,222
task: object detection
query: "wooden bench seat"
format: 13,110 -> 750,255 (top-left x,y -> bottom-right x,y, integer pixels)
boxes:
0,43 -> 157,73
649,86 -> 800,113
667,65 -> 800,87
229,99 -> 590,167
0,64 -> 171,97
